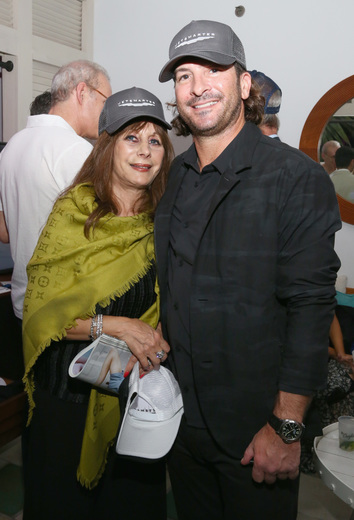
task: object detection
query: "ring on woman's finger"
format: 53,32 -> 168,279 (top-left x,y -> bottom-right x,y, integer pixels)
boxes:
155,349 -> 166,359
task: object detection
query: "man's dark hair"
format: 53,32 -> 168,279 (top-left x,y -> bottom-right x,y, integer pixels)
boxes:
335,146 -> 354,169
168,62 -> 265,137
30,91 -> 52,115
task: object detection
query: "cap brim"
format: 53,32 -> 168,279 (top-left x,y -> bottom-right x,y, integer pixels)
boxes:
116,402 -> 183,459
105,113 -> 171,135
159,51 -> 237,83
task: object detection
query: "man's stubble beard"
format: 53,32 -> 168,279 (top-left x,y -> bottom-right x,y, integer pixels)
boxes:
176,80 -> 243,138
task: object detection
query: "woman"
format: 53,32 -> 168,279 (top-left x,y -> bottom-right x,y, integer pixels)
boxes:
22,87 -> 174,520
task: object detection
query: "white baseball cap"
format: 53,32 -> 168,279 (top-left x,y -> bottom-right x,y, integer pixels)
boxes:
116,363 -> 184,459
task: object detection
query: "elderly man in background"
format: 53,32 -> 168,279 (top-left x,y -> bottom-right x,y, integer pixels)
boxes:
0,60 -> 111,321
321,140 -> 341,174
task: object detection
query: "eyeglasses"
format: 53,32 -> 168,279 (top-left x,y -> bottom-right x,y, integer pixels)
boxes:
87,85 -> 108,100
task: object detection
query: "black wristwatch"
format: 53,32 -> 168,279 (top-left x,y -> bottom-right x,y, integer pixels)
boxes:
268,413 -> 305,444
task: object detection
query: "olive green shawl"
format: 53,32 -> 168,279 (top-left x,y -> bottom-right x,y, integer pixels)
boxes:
22,183 -> 159,488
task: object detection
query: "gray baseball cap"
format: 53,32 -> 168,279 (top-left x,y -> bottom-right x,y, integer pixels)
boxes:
159,20 -> 246,83
99,86 -> 171,135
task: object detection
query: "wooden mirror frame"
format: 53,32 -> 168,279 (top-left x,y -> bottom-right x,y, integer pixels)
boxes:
299,75 -> 354,225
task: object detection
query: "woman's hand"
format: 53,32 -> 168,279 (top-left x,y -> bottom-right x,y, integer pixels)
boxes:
104,316 -> 170,374
66,315 -> 170,374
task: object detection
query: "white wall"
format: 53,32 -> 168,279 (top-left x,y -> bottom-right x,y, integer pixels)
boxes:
93,0 -> 354,285
336,224 -> 354,288
93,0 -> 354,148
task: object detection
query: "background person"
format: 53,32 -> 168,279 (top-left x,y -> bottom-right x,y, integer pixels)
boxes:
320,140 -> 341,174
0,90 -> 52,271
29,90 -> 52,115
22,87 -> 173,520
0,59 -> 112,321
250,69 -> 282,139
155,19 -> 341,520
330,145 -> 354,201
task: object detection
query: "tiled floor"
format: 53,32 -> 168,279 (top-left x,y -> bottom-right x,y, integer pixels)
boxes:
0,436 -> 353,520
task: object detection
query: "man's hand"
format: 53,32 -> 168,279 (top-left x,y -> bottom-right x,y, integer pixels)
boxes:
240,423 -> 301,484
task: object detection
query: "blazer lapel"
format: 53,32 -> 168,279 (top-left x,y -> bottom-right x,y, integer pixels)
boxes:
155,156 -> 187,290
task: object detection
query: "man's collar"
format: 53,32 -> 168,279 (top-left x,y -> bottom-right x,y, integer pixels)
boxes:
183,143 -> 199,172
182,122 -> 262,175
332,168 -> 352,175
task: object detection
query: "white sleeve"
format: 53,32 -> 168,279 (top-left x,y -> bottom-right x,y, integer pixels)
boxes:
52,139 -> 93,192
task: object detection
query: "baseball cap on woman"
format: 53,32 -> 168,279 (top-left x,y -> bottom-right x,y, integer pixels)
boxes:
99,86 -> 171,135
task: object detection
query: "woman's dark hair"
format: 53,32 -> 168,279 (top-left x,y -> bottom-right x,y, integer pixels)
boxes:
64,120 -> 174,237
168,62 -> 265,136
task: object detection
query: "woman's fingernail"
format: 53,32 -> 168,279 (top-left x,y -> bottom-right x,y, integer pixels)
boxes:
140,373 -> 147,379
123,371 -> 130,378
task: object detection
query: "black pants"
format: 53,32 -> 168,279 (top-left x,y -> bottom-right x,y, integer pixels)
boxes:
23,387 -> 166,520
167,418 -> 299,520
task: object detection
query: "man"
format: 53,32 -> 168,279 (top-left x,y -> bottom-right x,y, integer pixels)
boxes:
29,90 -> 52,115
330,145 -> 354,201
321,140 -> 341,174
0,60 -> 111,320
0,93 -> 51,274
250,69 -> 282,139
155,20 -> 341,519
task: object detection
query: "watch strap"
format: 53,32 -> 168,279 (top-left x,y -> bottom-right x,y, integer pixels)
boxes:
268,412 -> 283,433
267,413 -> 305,443
268,413 -> 305,428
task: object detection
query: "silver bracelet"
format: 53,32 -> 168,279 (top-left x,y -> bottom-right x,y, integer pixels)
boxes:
90,315 -> 97,341
96,314 -> 103,338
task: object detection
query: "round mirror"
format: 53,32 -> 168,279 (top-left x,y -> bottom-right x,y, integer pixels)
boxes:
320,99 -> 354,151
299,75 -> 354,225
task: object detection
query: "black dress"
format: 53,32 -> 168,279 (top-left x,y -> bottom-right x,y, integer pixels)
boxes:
23,262 -> 167,520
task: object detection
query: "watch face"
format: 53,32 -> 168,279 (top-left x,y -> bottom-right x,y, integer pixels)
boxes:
280,420 -> 302,442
